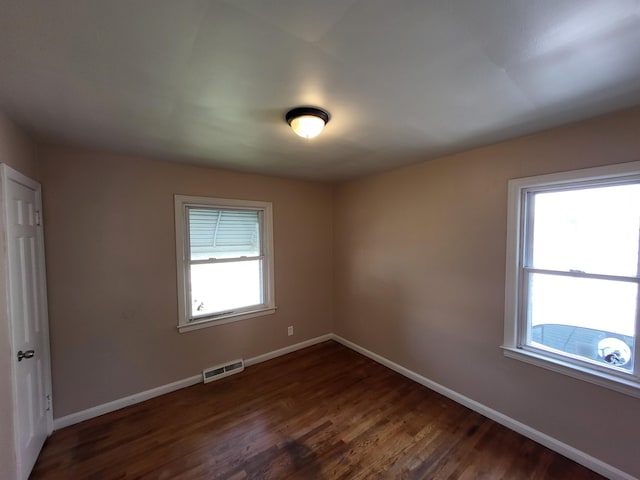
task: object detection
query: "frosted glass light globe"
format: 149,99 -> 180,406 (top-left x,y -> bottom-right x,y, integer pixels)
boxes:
290,115 -> 326,139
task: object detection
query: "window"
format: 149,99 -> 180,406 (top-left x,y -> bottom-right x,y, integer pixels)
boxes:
174,195 -> 275,332
503,162 -> 640,397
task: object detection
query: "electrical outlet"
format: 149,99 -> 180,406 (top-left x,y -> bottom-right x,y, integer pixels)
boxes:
287,326 -> 294,336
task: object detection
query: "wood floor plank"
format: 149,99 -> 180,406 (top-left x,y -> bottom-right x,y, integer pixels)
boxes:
30,341 -> 605,479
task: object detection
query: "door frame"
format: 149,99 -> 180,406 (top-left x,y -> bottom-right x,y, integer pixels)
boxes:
0,164 -> 54,479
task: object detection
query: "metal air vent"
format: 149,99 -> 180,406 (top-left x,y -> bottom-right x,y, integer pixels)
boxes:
203,359 -> 245,383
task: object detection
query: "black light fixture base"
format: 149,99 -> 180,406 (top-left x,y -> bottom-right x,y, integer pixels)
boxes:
285,106 -> 330,126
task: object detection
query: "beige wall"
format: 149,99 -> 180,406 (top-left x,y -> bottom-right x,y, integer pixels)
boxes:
333,106 -> 640,477
38,147 -> 333,417
0,114 -> 39,480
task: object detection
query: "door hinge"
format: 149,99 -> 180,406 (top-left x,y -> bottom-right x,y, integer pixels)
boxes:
45,394 -> 51,412
35,210 -> 41,226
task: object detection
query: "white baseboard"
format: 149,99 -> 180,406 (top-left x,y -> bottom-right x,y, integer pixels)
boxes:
53,332 -> 634,480
53,334 -> 333,431
329,334 -> 636,480
53,375 -> 202,430
244,334 -> 333,367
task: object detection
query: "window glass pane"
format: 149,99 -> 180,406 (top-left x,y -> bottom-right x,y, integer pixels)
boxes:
527,272 -> 637,372
189,208 -> 260,260
190,260 -> 262,317
530,183 -> 640,276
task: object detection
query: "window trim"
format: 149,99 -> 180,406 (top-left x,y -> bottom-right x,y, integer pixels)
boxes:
174,195 -> 276,333
503,161 -> 640,398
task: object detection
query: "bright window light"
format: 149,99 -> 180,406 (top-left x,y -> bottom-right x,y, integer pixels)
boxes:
503,162 -> 640,397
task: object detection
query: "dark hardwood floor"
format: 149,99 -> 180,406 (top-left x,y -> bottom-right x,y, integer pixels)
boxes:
31,341 -> 604,479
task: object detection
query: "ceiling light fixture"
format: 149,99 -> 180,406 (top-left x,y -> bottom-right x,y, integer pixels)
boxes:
285,106 -> 330,139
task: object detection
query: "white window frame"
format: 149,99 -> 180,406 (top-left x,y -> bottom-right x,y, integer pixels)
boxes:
503,161 -> 640,398
174,195 -> 276,333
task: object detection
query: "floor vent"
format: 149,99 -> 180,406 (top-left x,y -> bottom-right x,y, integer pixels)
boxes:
202,359 -> 245,384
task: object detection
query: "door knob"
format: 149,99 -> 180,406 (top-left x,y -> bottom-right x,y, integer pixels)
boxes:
17,350 -> 35,361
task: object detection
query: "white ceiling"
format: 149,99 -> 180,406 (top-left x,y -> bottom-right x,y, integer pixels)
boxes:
1,1 -> 640,181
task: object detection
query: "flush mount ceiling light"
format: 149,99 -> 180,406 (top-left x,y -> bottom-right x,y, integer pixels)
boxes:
285,106 -> 330,139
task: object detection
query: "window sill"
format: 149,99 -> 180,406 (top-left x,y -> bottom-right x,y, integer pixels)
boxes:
178,306 -> 277,333
501,346 -> 640,399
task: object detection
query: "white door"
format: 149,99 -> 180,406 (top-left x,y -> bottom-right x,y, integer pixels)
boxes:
1,164 -> 53,480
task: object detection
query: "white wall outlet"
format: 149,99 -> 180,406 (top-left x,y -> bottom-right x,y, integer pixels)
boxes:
287,325 -> 294,336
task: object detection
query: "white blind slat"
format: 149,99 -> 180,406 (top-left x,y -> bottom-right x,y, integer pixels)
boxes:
188,208 -> 260,259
